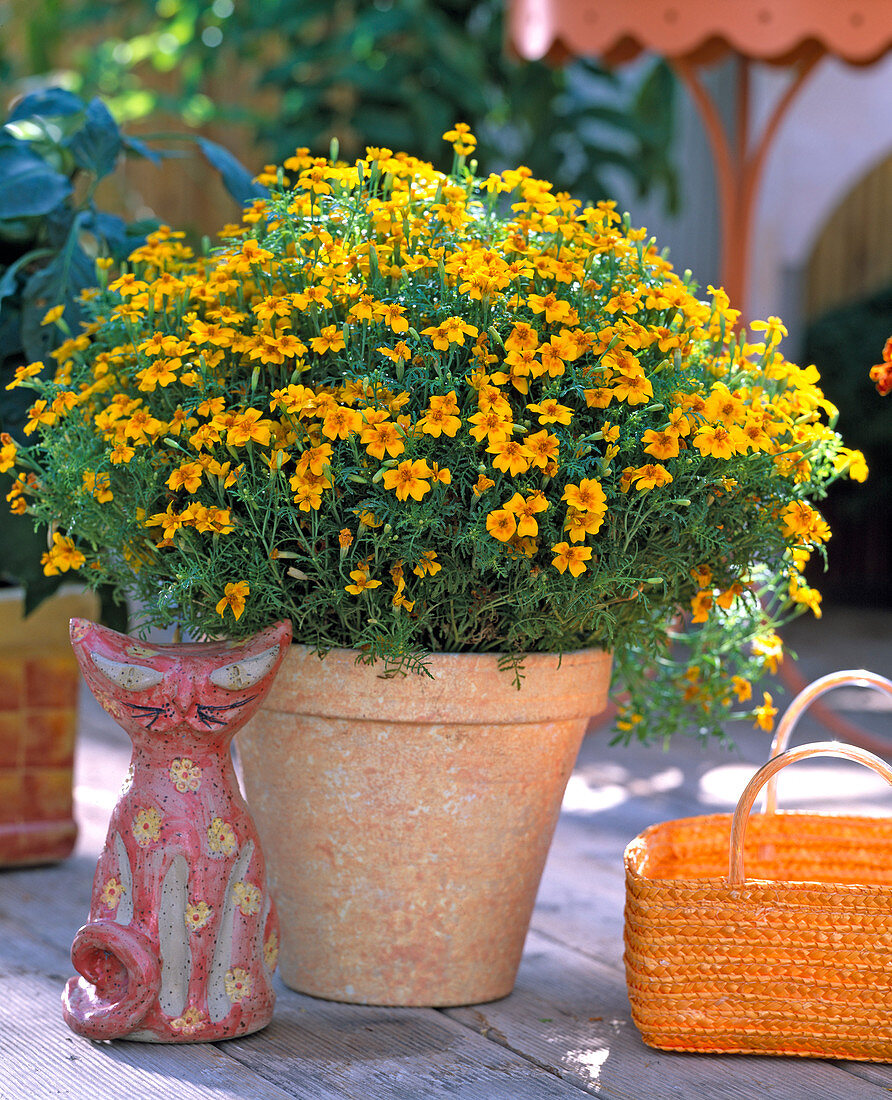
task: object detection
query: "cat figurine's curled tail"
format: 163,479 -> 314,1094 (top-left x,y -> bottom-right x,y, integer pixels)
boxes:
63,618 -> 292,1042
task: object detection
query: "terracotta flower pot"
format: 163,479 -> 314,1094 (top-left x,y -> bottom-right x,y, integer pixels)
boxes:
237,645 -> 612,1007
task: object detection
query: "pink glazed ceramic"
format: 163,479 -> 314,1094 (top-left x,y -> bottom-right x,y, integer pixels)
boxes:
62,619 -> 291,1042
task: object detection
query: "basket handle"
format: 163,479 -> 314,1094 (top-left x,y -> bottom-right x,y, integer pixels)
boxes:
764,670 -> 892,814
728,740 -> 892,885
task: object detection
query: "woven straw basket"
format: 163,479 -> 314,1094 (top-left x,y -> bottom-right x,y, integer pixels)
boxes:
624,670 -> 892,1061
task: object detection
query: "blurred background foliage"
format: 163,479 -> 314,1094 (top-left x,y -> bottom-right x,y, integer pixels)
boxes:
1,0 -> 678,238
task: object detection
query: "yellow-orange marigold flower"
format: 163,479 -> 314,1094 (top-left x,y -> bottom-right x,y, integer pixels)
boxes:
503,491 -> 548,537
412,550 -> 441,577
641,428 -> 679,460
561,478 -> 606,513
753,691 -> 778,731
486,438 -> 533,476
551,542 -> 593,577
626,463 -> 673,491
215,582 -> 249,621
486,508 -> 517,542
41,533 -> 86,576
382,459 -> 432,501
345,567 -> 382,595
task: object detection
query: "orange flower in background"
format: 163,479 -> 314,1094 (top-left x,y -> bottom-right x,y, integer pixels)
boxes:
690,590 -> 713,623
870,336 -> 892,396
753,691 -> 778,732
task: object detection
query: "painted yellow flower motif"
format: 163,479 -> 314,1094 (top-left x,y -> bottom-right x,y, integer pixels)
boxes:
224,967 -> 252,1002
232,881 -> 262,916
207,817 -> 238,856
185,901 -> 213,932
264,931 -> 279,971
170,1006 -> 207,1036
132,807 -> 162,847
100,877 -> 124,909
170,757 -> 202,793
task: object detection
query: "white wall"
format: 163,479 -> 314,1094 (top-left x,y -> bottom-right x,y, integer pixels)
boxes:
748,53 -> 892,351
606,53 -> 892,355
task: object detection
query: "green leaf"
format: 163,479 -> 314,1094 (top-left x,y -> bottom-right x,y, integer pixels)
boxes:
67,97 -> 122,180
195,137 -> 268,206
0,144 -> 71,219
20,234 -> 95,362
7,87 -> 84,123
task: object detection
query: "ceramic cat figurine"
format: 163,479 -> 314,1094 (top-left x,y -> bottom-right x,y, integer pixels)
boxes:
62,618 -> 292,1042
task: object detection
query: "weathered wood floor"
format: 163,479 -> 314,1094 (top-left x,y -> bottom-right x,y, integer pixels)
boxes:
3,606 -> 892,1100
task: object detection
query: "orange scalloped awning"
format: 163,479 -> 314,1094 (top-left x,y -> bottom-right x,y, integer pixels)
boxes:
508,0 -> 892,67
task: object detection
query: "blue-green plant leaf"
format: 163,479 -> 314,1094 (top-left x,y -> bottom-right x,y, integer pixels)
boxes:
0,144 -> 70,219
67,98 -> 122,180
7,87 -> 83,123
20,236 -> 95,361
122,133 -> 164,164
0,247 -> 54,304
196,137 -> 268,206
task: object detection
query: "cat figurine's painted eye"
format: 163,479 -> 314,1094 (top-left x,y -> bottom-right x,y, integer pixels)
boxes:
90,651 -> 164,691
209,645 -> 282,690
88,644 -> 282,693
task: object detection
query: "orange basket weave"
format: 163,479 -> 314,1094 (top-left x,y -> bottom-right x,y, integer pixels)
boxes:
624,670 -> 892,1061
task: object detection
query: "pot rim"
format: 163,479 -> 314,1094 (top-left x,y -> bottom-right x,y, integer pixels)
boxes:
256,642 -> 613,724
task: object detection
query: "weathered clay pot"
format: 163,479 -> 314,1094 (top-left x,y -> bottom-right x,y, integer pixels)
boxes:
237,645 -> 612,1007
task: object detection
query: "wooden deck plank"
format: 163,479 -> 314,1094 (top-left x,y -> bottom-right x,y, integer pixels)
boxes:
4,605 -> 892,1098
0,906 -> 586,1100
0,924 -> 297,1100
447,930 -> 892,1100
219,993 -> 589,1099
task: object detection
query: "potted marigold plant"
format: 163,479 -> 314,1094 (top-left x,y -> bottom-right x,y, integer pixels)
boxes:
9,126 -> 864,1005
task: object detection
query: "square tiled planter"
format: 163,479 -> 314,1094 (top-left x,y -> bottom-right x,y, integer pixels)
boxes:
0,587 -> 98,867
